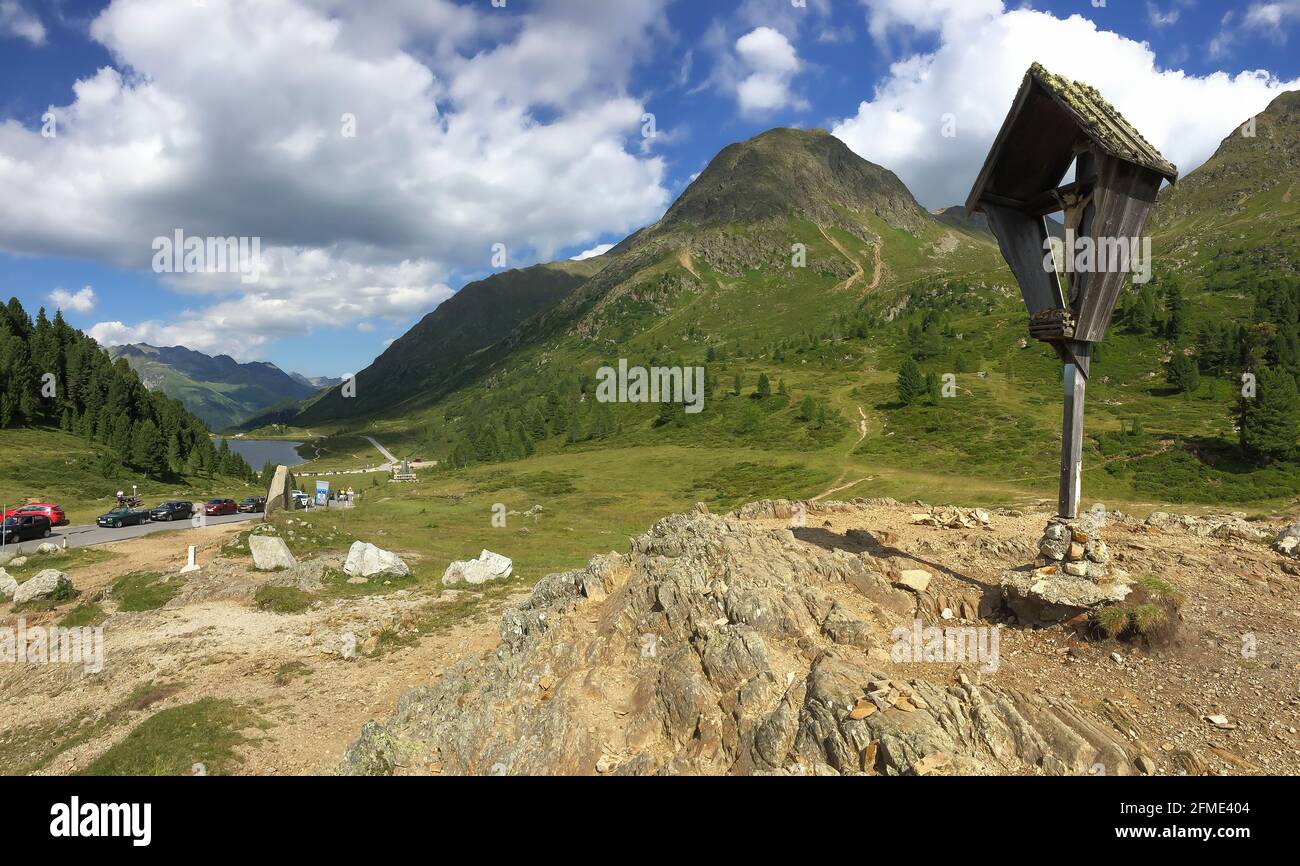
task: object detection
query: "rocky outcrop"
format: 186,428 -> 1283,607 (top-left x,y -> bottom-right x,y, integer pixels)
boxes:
345,542 -> 411,579
1145,511 -> 1268,542
13,569 -> 72,605
1001,568 -> 1132,626
0,568 -> 16,601
342,508 -> 1137,776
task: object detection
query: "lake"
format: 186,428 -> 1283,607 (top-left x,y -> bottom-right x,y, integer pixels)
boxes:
219,438 -> 308,468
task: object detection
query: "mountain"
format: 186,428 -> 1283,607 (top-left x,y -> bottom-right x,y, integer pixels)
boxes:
290,259 -> 603,425
933,205 -> 1065,241
108,343 -> 322,431
261,108 -> 1299,507
289,372 -> 344,390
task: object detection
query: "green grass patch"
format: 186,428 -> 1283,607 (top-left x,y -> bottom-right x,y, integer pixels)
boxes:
80,698 -> 262,776
59,603 -> 106,628
254,585 -> 312,614
111,572 -> 183,612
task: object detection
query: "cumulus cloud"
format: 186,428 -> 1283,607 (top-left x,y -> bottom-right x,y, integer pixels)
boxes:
49,285 -> 96,313
733,27 -> 803,114
0,0 -> 45,44
832,4 -> 1300,208
0,0 -> 671,355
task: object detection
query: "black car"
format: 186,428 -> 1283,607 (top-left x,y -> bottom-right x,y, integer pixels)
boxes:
96,506 -> 150,529
150,500 -> 195,521
238,496 -> 266,513
0,514 -> 52,543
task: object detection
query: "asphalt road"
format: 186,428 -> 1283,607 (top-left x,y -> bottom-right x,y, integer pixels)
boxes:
0,512 -> 259,554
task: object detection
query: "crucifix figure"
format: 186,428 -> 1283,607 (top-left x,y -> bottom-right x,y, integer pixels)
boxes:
967,63 -> 1178,519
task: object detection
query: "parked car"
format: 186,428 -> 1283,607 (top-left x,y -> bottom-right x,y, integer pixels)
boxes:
291,490 -> 312,509
238,496 -> 266,513
3,502 -> 68,526
96,506 -> 150,529
0,513 -> 53,543
150,500 -> 195,522
204,499 -> 238,517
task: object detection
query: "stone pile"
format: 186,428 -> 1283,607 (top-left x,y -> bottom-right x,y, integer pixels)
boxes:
1000,510 -> 1130,626
910,507 -> 991,530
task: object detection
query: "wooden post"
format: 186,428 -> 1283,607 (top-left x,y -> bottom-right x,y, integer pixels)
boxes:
1058,342 -> 1091,519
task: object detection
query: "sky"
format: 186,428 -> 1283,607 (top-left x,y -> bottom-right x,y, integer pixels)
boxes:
1,0 -> 1298,379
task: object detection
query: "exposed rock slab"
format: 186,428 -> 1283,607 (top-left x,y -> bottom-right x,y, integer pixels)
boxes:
342,507 -> 1136,777
441,550 -> 512,586
13,569 -> 72,605
1001,568 -> 1131,627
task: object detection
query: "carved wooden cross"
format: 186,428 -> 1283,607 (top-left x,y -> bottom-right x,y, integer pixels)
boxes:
967,64 -> 1177,519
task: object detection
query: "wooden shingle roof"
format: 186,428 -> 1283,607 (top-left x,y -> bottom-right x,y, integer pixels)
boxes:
1026,63 -> 1177,182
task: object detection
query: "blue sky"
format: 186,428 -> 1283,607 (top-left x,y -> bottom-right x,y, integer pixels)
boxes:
1,0 -> 1297,378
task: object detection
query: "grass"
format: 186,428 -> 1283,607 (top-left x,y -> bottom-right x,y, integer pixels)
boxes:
273,661 -> 312,686
0,680 -> 186,775
254,585 -> 312,614
1091,575 -> 1186,645
2,547 -> 113,581
111,572 -> 183,612
59,602 -> 106,627
80,698 -> 263,776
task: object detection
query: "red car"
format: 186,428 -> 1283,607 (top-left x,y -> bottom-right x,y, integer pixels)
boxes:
203,498 -> 238,516
4,502 -> 68,526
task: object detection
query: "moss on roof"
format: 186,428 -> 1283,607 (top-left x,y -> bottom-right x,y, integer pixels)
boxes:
1028,63 -> 1178,182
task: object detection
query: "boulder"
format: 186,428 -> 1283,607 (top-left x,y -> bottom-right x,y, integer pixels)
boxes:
264,465 -> 298,516
441,550 -> 513,586
1000,568 -> 1132,626
0,568 -> 17,601
8,556 -> 27,568
249,535 -> 298,571
35,542 -> 60,555
344,541 -> 411,579
1274,523 -> 1300,557
13,569 -> 73,605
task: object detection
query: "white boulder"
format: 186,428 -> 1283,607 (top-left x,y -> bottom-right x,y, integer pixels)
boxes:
36,542 -> 60,555
344,541 -> 410,579
442,550 -> 513,586
249,535 -> 298,571
13,569 -> 73,605
0,568 -> 17,601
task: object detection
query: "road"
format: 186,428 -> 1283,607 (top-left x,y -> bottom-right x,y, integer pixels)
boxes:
0,512 -> 259,554
363,435 -> 397,467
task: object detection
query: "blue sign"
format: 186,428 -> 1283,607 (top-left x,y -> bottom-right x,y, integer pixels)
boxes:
315,481 -> 329,506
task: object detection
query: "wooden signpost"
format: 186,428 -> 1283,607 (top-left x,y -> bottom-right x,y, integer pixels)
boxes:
967,64 -> 1178,519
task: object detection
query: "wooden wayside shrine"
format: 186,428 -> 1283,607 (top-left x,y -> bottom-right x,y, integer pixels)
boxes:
967,63 -> 1178,519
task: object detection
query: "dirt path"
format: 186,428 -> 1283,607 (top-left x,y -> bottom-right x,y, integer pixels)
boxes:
677,248 -> 702,280
818,225 -> 882,292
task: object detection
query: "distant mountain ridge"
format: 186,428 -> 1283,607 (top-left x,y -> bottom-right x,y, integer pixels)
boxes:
108,343 -> 327,431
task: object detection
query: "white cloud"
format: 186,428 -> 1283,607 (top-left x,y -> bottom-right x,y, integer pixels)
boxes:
0,0 -> 45,44
831,5 -> 1300,208
572,243 -> 615,261
859,0 -> 1002,46
1,0 -> 671,356
1243,0 -> 1300,31
1146,3 -> 1182,28
49,285 -> 96,313
733,27 -> 804,115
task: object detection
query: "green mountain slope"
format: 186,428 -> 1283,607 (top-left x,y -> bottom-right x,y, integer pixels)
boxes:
291,259 -> 602,426
281,103 -> 1298,510
109,343 -> 321,431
